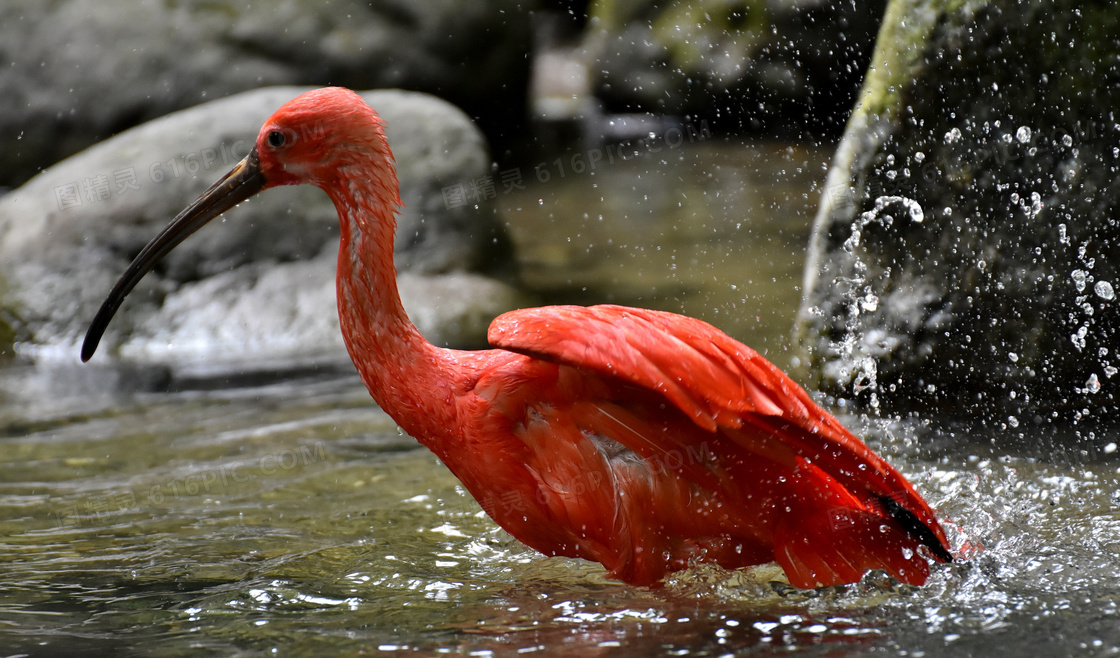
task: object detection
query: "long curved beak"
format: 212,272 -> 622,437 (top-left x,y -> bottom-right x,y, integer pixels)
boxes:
81,148 -> 267,362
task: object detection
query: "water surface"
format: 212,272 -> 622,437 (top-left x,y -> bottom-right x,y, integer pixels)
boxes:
2,139 -> 1118,656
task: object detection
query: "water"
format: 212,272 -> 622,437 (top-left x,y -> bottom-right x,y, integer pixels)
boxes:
3,139 -> 1119,655
499,139 -> 822,370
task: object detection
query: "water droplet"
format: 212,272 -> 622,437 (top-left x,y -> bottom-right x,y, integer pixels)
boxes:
944,127 -> 962,143
1008,416 -> 1020,428
1009,352 -> 1019,363
1016,126 -> 1032,143
1085,373 -> 1101,394
1072,269 -> 1089,292
1094,280 -> 1114,300
908,203 -> 924,223
1029,191 -> 1042,216
1072,325 -> 1089,350
1062,134 -> 1073,147
1105,442 -> 1117,454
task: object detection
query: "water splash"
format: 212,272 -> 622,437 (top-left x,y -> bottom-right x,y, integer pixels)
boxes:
832,195 -> 926,405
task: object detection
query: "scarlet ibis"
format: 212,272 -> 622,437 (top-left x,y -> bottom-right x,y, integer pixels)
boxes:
82,87 -> 953,588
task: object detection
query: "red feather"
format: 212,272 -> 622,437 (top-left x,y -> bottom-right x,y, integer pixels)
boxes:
484,304 -> 951,587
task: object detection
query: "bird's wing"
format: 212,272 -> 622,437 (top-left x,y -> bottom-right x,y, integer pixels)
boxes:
490,303 -> 844,439
488,304 -> 952,580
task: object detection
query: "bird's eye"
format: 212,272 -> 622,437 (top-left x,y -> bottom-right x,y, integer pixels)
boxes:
267,130 -> 286,148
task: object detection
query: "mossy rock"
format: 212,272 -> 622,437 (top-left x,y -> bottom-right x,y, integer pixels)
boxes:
797,0 -> 1120,428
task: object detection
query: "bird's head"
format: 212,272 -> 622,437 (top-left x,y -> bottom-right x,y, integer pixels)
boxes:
80,87 -> 398,362
254,87 -> 398,193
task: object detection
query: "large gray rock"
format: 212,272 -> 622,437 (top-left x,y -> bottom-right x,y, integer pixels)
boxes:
0,0 -> 533,187
797,0 -> 1120,426
0,87 -> 525,372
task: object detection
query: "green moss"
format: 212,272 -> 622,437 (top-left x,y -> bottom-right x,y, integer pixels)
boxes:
587,0 -> 649,32
0,273 -> 16,361
589,0 -> 768,76
650,0 -> 767,76
0,315 -> 14,361
856,0 -> 984,119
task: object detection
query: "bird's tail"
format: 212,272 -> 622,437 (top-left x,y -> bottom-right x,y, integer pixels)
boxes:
772,457 -> 952,588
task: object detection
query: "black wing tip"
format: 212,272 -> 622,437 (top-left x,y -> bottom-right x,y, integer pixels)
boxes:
879,495 -> 955,564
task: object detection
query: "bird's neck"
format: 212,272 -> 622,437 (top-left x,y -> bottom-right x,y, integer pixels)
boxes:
326,177 -> 459,445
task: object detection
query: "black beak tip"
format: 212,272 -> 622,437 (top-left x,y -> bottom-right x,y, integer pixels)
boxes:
80,329 -> 100,362
80,309 -> 109,362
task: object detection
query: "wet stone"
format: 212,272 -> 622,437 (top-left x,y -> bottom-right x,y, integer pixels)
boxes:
797,0 -> 1120,427
0,87 -> 524,374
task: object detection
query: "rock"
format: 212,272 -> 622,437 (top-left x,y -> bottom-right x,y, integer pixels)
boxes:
0,0 -> 533,187
0,87 -> 526,371
796,0 -> 1120,425
585,0 -> 886,136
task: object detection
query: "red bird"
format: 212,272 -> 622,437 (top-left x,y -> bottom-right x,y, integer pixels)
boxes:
82,87 -> 953,589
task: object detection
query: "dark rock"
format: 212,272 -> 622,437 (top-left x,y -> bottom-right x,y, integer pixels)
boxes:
0,0 -> 533,188
586,0 -> 887,136
0,87 -> 527,370
797,0 -> 1120,426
